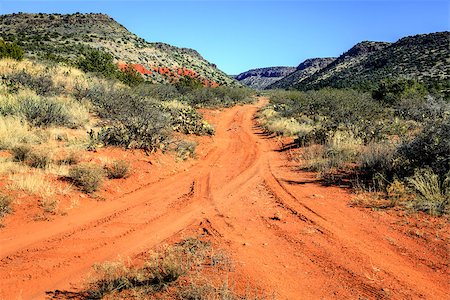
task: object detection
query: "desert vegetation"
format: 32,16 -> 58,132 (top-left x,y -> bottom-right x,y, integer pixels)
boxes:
0,53 -> 253,223
62,237 -> 269,299
260,83 -> 449,215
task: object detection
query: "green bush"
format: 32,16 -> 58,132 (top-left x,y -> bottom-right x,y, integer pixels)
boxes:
133,84 -> 180,101
184,86 -> 254,108
98,114 -> 171,152
69,163 -> 104,193
76,48 -> 117,78
396,120 -> 450,178
164,103 -> 214,135
175,76 -> 203,94
117,65 -> 144,87
0,40 -> 24,60
267,89 -> 389,143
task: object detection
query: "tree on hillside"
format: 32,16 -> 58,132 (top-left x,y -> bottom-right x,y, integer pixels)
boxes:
0,40 -> 24,60
76,48 -> 117,78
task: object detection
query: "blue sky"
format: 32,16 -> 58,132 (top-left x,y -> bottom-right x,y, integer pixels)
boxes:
1,1 -> 449,74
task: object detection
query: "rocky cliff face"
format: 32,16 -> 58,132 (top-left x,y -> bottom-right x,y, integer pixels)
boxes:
268,57 -> 336,89
234,66 -> 296,89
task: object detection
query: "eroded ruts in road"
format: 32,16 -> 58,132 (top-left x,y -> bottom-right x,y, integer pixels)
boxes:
0,99 -> 448,299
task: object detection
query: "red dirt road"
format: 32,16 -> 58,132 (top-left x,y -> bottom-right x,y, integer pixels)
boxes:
0,99 -> 448,299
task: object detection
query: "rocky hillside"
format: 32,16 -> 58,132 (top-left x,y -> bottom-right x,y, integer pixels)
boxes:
294,32 -> 450,90
0,12 -> 237,86
268,58 -> 335,89
234,66 -> 296,89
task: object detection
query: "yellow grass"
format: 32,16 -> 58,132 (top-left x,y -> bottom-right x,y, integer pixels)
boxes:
8,173 -> 54,197
0,116 -> 44,149
0,157 -> 30,175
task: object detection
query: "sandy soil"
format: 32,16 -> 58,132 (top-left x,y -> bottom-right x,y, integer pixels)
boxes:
0,98 -> 448,299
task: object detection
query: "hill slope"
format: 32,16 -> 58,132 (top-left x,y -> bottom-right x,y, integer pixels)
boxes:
268,57 -> 336,89
0,12 -> 236,86
234,66 -> 296,89
295,32 -> 450,90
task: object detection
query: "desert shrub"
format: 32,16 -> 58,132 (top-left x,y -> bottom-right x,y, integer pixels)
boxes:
16,94 -> 87,128
7,71 -> 60,95
359,142 -> 396,177
163,101 -> 214,135
372,79 -> 427,105
406,168 -> 449,216
0,40 -> 24,60
57,152 -> 80,165
134,84 -> 180,101
84,85 -> 194,151
97,113 -> 171,152
117,64 -> 144,87
11,144 -> 32,162
85,241 -> 196,298
396,94 -> 449,123
396,119 -> 450,178
386,179 -> 411,207
0,91 -> 89,128
175,76 -> 203,94
266,89 -> 390,143
184,86 -> 254,108
69,163 -> 104,193
76,48 -> 117,79
39,198 -> 59,215
176,140 -> 197,161
0,194 -> 12,219
26,151 -> 52,169
104,160 -> 130,179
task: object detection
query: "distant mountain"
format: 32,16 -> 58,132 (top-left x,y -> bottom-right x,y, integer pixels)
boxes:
294,32 -> 450,90
268,58 -> 336,89
234,66 -> 296,89
0,13 -> 237,86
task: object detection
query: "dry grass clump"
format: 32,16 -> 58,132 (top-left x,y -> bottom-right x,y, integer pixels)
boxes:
176,140 -> 197,161
26,151 -> 52,169
301,130 -> 362,176
75,237 -> 265,300
85,238 -> 209,298
0,157 -> 30,175
57,151 -> 80,166
8,173 -> 54,197
10,145 -> 53,169
104,160 -> 130,179
0,116 -> 43,150
406,168 -> 449,216
40,198 -> 59,214
69,163 -> 104,193
258,107 -> 312,137
0,193 -> 13,219
11,145 -> 33,162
